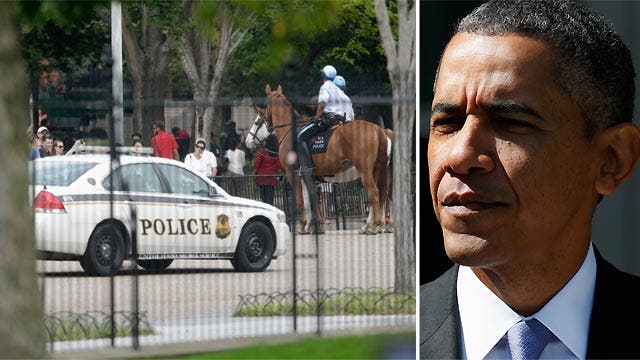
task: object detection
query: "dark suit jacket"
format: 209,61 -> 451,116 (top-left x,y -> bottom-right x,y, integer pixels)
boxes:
420,249 -> 640,359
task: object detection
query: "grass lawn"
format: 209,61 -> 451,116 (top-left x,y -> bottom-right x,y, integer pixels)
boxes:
167,332 -> 415,359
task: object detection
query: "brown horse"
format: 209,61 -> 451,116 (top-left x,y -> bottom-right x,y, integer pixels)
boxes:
260,84 -> 391,235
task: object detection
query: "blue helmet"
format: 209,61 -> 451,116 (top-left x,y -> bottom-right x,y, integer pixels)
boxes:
320,65 -> 337,80
333,75 -> 346,90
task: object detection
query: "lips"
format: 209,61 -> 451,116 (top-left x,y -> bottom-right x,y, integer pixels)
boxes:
440,191 -> 507,215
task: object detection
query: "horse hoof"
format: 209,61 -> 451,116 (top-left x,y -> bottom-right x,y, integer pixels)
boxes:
363,225 -> 378,235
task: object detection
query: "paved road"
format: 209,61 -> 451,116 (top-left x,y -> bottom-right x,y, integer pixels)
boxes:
39,229 -> 398,320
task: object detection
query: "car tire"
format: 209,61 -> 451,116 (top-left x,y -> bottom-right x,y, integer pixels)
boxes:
232,221 -> 274,272
79,256 -> 90,273
81,223 -> 126,276
138,259 -> 173,271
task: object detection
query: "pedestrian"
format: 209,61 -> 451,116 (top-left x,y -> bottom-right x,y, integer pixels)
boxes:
220,120 -> 239,154
224,137 -> 245,196
209,131 -> 222,158
421,1 -> 640,358
151,122 -> 179,160
53,139 -> 65,156
172,126 -> 191,161
184,138 -> 218,180
28,133 -> 40,160
39,133 -> 54,157
131,132 -> 143,146
253,134 -> 282,205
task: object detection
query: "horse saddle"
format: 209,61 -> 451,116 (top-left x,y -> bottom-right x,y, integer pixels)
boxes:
308,124 -> 340,154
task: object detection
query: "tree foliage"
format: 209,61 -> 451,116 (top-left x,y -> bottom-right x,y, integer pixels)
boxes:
221,0 -> 391,126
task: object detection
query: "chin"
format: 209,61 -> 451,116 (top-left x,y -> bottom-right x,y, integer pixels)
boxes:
443,232 -> 497,267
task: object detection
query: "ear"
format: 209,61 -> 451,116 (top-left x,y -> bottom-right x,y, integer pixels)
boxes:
595,123 -> 640,195
276,85 -> 283,94
265,84 -> 271,95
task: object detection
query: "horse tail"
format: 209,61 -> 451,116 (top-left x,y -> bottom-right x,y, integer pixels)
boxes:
383,128 -> 393,206
374,127 -> 392,221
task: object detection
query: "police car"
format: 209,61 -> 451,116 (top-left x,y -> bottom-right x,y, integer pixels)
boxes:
30,152 -> 290,276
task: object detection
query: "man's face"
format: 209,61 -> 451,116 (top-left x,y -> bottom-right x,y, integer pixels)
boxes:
428,33 -> 601,269
44,138 -> 53,152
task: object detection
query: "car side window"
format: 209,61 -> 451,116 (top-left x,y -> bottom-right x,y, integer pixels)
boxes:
156,164 -> 211,197
103,164 -> 163,193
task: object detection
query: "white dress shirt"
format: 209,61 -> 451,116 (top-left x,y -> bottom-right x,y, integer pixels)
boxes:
317,80 -> 345,116
457,243 -> 597,360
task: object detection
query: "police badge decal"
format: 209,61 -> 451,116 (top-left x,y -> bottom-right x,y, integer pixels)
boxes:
216,214 -> 232,238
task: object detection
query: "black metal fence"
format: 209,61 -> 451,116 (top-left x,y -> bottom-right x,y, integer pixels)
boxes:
215,174 -> 372,230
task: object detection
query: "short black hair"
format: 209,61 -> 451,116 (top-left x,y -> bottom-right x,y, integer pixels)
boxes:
265,134 -> 279,152
131,132 -> 142,139
452,0 -> 635,137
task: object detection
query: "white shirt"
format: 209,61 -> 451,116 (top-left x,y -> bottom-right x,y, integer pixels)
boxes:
337,89 -> 354,121
184,150 -> 217,178
225,148 -> 245,175
317,80 -> 345,116
457,243 -> 596,360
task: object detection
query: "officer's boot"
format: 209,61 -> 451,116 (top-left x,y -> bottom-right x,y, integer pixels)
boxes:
297,141 -> 314,176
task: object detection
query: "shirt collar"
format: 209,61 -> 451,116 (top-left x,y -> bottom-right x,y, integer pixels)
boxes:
457,243 -> 596,360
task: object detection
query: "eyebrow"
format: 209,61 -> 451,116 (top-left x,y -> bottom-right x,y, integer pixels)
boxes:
431,100 -> 543,120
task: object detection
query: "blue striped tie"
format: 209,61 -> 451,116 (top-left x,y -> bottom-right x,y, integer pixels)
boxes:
507,319 -> 554,360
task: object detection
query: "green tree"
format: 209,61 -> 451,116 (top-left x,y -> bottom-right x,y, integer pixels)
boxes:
221,0 -> 391,126
177,0 -> 258,141
18,1 -> 109,129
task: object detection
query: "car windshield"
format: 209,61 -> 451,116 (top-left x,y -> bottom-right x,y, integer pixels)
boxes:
29,160 -> 97,186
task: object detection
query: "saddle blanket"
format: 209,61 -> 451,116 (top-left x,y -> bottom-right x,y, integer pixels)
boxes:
309,126 -> 338,154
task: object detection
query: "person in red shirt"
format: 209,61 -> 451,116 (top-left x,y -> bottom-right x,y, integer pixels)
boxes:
253,134 -> 282,206
151,122 -> 179,160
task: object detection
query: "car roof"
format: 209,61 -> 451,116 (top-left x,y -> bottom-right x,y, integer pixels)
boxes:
33,154 -> 182,166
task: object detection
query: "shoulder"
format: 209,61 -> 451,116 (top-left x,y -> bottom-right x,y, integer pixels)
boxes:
587,250 -> 640,357
420,265 -> 461,359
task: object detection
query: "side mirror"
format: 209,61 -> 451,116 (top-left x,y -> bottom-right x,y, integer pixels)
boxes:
209,186 -> 217,197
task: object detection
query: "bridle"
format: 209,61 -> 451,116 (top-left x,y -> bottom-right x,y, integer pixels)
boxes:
260,93 -> 311,151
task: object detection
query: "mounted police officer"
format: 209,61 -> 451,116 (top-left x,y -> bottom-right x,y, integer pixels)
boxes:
297,65 -> 346,174
333,75 -> 354,122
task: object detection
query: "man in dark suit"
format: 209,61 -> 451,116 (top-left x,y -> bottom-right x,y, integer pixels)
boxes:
421,0 -> 640,358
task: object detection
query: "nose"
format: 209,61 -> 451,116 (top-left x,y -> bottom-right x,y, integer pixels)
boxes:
444,118 -> 495,176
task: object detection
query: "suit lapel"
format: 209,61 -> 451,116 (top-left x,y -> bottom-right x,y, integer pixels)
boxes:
420,265 -> 462,359
586,248 -> 640,358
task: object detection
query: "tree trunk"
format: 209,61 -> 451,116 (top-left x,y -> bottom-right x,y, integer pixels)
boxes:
122,3 -> 172,143
374,0 -> 416,294
0,3 -> 46,356
178,1 -> 256,143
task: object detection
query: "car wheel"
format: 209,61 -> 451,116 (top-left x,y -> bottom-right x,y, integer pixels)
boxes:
138,259 -> 173,271
79,256 -> 90,273
232,221 -> 274,272
81,223 -> 125,276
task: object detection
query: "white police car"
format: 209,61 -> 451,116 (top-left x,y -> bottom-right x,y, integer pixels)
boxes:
30,153 -> 290,276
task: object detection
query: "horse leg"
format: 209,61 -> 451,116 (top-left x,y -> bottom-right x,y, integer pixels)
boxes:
290,172 -> 309,234
359,173 -> 381,235
302,181 -> 324,234
300,171 -> 324,234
